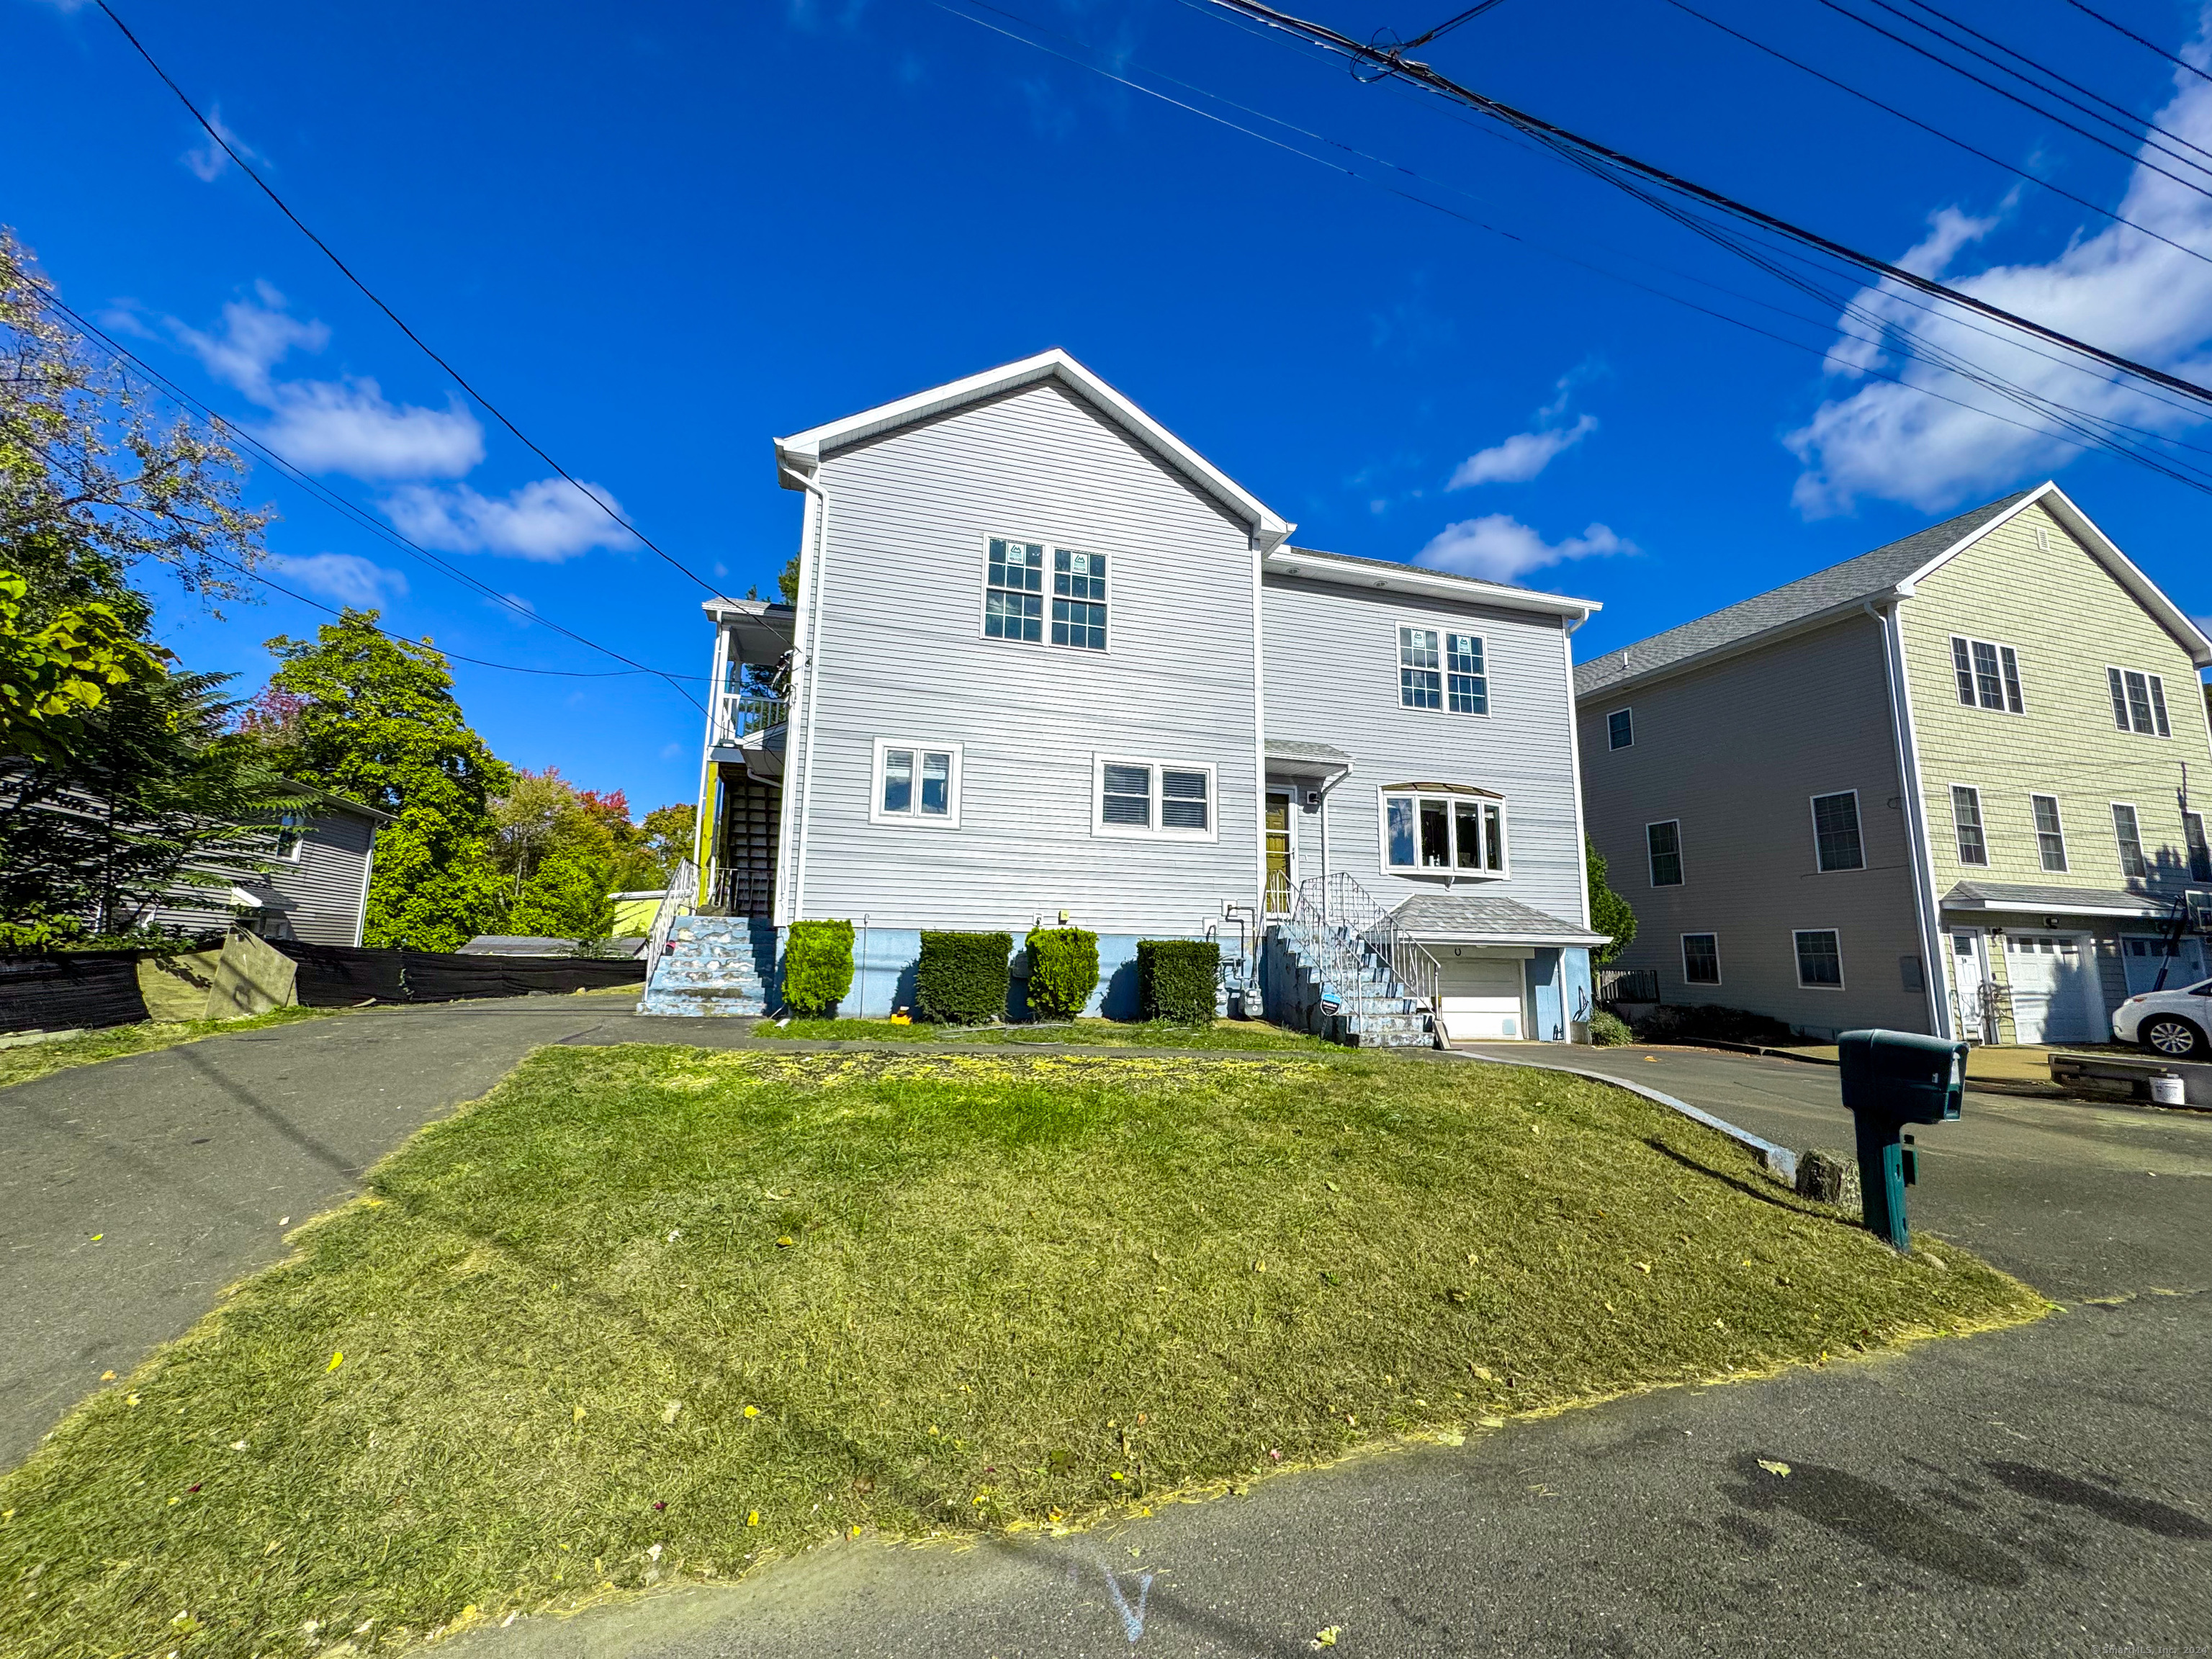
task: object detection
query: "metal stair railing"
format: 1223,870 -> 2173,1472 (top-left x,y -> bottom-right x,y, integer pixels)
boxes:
640,857 -> 698,998
1308,871 -> 1442,1019
1282,880 -> 1380,1026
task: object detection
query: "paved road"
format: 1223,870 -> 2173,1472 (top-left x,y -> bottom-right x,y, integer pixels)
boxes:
442,1043 -> 2212,1659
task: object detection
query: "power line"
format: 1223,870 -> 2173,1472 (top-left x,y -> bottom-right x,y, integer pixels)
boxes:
1400,0 -> 1514,50
94,0 -> 725,599
2065,0 -> 2212,90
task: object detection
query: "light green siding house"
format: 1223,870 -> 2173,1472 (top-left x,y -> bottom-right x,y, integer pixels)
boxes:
1576,483 -> 2212,1044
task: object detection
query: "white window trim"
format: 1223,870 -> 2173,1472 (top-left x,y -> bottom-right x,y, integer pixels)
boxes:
1092,754 -> 1218,842
869,738 -> 964,829
1948,634 -> 2026,714
978,531 -> 1115,655
1606,706 -> 1633,750
2029,791 -> 2069,874
1793,927 -> 1847,991
2110,799 -> 2149,878
1390,621 -> 1492,718
1948,782 -> 1989,868
1680,931 -> 1722,987
2185,808 -> 2212,882
2103,664 -> 2171,737
1645,817 -> 1683,888
269,811 -> 307,863
1808,788 -> 1864,874
1377,786 -> 1510,880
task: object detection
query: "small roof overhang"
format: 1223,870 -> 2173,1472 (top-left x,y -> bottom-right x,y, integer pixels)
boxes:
1380,781 -> 1503,797
229,881 -> 297,912
1264,545 -> 1599,624
701,597 -> 796,662
1941,881 -> 2190,920
1266,739 -> 1352,775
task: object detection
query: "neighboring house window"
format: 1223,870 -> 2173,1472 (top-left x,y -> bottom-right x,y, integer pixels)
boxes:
1607,708 -> 1633,750
1399,628 -> 1442,710
1382,787 -> 1506,874
1681,932 -> 1721,985
1810,791 -> 1864,872
1949,636 -> 2024,713
2187,810 -> 2212,882
985,538 -> 1044,642
2106,667 -> 2171,737
1794,928 -> 1844,989
1447,633 -> 1488,714
1951,786 -> 1988,866
1094,757 -> 1215,840
2112,803 -> 2149,879
2031,794 -> 2069,873
1051,549 -> 1107,650
872,739 -> 962,828
1646,819 -> 1683,887
271,811 -> 306,861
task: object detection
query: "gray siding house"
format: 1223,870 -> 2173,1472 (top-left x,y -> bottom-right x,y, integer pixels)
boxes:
139,794 -> 390,946
1575,484 -> 2212,1044
667,350 -> 1605,1040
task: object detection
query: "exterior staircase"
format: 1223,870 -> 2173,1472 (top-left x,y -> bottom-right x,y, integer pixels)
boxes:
1264,875 -> 1440,1048
638,916 -> 780,1017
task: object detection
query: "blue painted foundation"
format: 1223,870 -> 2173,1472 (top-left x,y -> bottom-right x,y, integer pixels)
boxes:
827,928 -> 1174,1021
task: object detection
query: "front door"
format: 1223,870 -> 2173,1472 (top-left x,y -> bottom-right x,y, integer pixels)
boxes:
1949,930 -> 1994,1043
1265,793 -> 1293,914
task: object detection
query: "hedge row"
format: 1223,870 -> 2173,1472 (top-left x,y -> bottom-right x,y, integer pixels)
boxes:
776,927 -> 1220,1025
1137,938 -> 1219,1024
782,919 -> 855,1017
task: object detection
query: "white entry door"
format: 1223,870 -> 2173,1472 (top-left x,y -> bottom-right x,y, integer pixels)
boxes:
1438,955 -> 1527,1040
2002,933 -> 2100,1043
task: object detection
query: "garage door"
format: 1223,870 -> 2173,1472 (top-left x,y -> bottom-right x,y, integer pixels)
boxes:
2002,933 -> 2100,1043
1438,957 -> 1524,1040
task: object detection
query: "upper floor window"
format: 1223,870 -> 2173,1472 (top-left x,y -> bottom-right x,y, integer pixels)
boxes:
1951,786 -> 1988,866
1052,549 -> 1107,650
1810,791 -> 1864,872
271,811 -> 306,861
2105,667 -> 2171,737
1646,819 -> 1683,887
1395,629 -> 1488,713
1094,757 -> 1213,841
1447,633 -> 1488,714
1399,628 -> 1441,709
985,539 -> 1044,643
2032,794 -> 2069,873
872,739 -> 962,828
1606,708 -> 1633,750
2185,810 -> 2212,882
2113,802 -> 2149,879
1950,636 -> 2024,714
1382,786 -> 1506,876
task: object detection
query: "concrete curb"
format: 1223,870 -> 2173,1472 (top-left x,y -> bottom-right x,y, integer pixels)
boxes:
1664,1039 -> 1840,1067
1448,1051 -> 1799,1187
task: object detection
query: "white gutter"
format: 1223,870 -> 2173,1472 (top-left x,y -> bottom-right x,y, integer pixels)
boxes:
1559,618 -> 1593,932
1873,598 -> 1950,1040
778,463 -> 830,927
1265,548 -> 1596,621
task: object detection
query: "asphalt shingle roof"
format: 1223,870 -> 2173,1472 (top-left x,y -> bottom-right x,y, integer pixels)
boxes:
1943,881 -> 2184,917
1573,491 -> 2031,701
1388,893 -> 1606,942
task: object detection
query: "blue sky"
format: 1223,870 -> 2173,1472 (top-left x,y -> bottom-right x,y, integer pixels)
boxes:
8,0 -> 2211,813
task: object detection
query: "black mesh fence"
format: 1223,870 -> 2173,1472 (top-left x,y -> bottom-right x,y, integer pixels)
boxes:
271,941 -> 644,1007
0,953 -> 150,1035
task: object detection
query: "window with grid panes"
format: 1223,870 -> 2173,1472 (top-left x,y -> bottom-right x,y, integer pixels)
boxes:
2113,803 -> 2149,878
2106,667 -> 2171,737
1399,627 -> 1442,709
1447,634 -> 1488,714
2032,794 -> 2068,872
1951,786 -> 1988,866
984,539 -> 1043,642
1051,549 -> 1106,649
1811,791 -> 1864,872
1949,636 -> 2024,713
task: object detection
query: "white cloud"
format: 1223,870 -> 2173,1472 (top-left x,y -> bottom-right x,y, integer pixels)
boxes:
1789,21 -> 2212,515
171,282 -> 327,400
1415,515 -> 1634,584
385,479 -> 635,562
1448,414 -> 1598,487
181,104 -> 265,183
269,552 -> 408,608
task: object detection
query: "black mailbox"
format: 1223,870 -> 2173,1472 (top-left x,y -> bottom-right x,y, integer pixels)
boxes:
1836,1028 -> 1966,1251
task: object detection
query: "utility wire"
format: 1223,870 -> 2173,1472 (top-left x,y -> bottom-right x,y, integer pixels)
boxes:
2065,0 -> 2212,89
1197,0 -> 2212,409
1401,0 -> 1514,50
94,0 -> 724,599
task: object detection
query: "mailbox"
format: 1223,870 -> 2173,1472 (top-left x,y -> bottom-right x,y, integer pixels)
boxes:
1836,1028 -> 1966,1251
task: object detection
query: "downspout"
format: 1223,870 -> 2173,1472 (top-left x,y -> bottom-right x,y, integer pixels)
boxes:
1316,765 -> 1350,888
1871,598 -> 1950,1039
778,463 -> 830,927
695,614 -> 733,907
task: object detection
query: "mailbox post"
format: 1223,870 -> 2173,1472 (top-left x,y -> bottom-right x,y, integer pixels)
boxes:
1837,1028 -> 1966,1251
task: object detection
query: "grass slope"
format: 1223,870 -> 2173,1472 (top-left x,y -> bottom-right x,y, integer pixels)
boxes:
758,1016 -> 1330,1050
0,1047 -> 2046,1658
0,1006 -> 332,1091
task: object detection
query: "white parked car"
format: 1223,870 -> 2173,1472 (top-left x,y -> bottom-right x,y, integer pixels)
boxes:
2113,977 -> 2212,1059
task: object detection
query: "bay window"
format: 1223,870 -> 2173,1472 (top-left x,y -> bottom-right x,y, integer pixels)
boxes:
1381,783 -> 1506,876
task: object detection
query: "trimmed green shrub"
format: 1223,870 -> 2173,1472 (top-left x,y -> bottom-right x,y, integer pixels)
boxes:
916,930 -> 1012,1024
781,919 -> 855,1017
1136,938 -> 1219,1024
1588,1009 -> 1633,1046
1024,927 -> 1100,1021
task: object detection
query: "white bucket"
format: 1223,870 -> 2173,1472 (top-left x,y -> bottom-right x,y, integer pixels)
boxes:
2149,1073 -> 2187,1107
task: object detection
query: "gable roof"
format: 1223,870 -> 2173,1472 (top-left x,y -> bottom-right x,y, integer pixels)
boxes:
1574,482 -> 2212,703
1264,544 -> 1599,622
773,349 -> 1293,552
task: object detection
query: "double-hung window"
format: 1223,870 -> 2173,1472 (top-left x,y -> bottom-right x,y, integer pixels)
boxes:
1950,636 -> 2024,713
271,810 -> 306,861
1794,929 -> 1844,989
2031,794 -> 2069,873
1399,627 -> 1489,713
985,539 -> 1044,642
1398,627 -> 1442,709
1681,932 -> 1721,986
2105,666 -> 2171,737
1607,708 -> 1633,750
873,740 -> 961,827
2184,810 -> 2212,882
1447,634 -> 1488,713
1095,757 -> 1214,840
1951,786 -> 1988,866
1646,819 -> 1683,887
1810,791 -> 1864,872
988,537 -> 1107,650
1381,786 -> 1506,875
2113,803 -> 2149,879
1051,549 -> 1107,649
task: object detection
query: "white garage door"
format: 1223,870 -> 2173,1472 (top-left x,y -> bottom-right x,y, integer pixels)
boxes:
1438,957 -> 1525,1040
2003,933 -> 2101,1043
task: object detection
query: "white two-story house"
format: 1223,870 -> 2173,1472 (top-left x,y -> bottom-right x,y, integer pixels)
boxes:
657,351 -> 1606,1041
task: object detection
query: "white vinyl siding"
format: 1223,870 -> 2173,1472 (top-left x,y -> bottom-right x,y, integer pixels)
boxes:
1950,635 -> 2024,714
1950,785 -> 1988,866
1810,791 -> 1864,872
2105,666 -> 2171,737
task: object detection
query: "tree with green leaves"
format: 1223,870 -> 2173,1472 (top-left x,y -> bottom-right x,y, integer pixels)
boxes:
0,570 -> 168,764
1586,837 -> 1637,966
262,611 -> 514,951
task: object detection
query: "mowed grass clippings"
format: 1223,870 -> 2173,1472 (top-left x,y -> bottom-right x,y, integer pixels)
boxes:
758,1016 -> 1333,1051
0,1048 -> 2046,1658
0,1005 -> 334,1091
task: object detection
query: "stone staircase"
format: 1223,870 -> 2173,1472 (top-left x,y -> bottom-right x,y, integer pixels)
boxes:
638,917 -> 780,1017
1266,916 -> 1436,1048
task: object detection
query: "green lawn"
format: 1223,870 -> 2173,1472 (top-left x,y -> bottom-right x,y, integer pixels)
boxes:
0,1006 -> 334,1091
0,1046 -> 2047,1658
760,1015 -> 1332,1051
